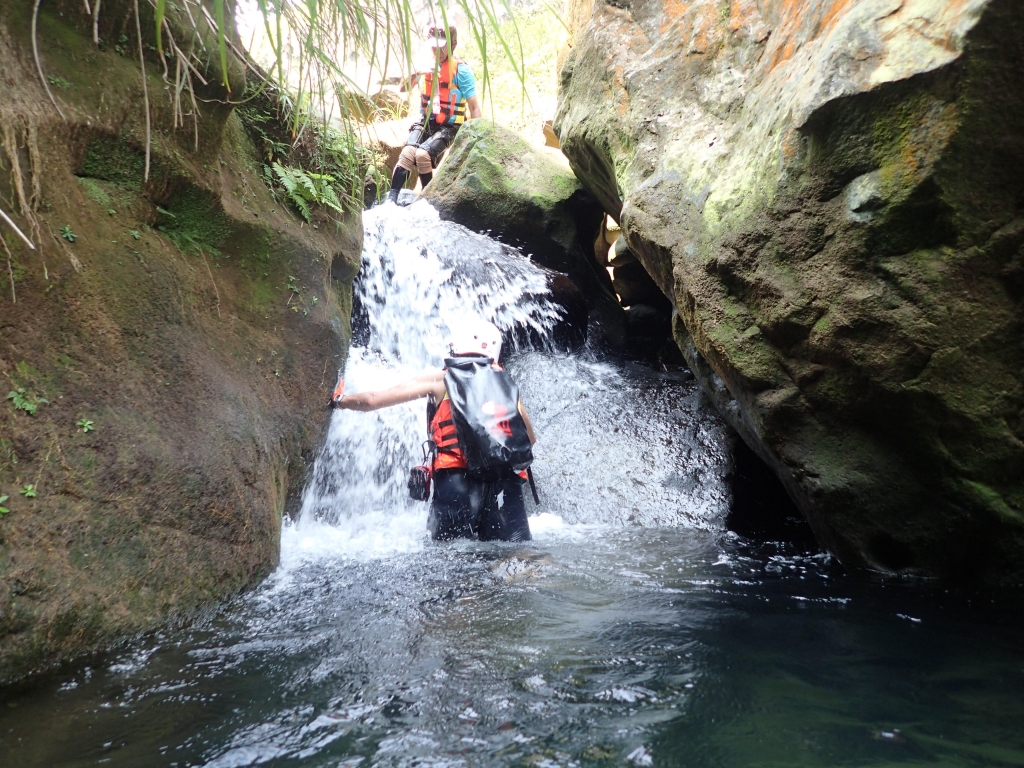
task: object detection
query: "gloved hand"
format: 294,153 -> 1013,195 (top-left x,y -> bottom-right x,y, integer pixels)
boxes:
407,123 -> 424,146
328,374 -> 345,409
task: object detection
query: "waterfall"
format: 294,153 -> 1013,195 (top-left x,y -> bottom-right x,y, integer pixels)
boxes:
286,200 -> 731,564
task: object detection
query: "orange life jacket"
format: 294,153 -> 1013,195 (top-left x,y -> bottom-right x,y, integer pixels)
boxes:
429,396 -> 466,471
421,58 -> 468,126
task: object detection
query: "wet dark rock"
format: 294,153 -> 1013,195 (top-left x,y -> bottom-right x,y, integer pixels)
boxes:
612,260 -> 666,308
621,303 -> 673,363
625,303 -> 667,336
608,236 -> 636,268
545,274 -> 590,352
557,0 -> 1024,582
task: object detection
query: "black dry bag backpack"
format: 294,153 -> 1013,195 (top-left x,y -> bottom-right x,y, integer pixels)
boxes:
443,356 -> 533,480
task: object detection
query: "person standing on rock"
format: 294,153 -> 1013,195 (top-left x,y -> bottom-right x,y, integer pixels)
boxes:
386,25 -> 482,204
331,320 -> 537,542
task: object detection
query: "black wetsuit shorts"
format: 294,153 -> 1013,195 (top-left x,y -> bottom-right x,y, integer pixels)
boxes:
406,119 -> 460,167
427,469 -> 532,543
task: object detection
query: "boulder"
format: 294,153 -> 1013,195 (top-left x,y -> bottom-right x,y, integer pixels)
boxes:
360,118 -> 414,177
608,235 -> 635,267
593,215 -> 618,267
424,120 -> 626,347
336,87 -> 408,124
542,120 -> 561,148
556,0 -> 1024,581
371,88 -> 409,121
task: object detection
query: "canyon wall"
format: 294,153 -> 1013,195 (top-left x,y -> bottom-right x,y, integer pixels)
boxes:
0,1 -> 359,680
556,0 -> 1024,581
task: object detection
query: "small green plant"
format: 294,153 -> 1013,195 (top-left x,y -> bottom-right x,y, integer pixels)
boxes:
19,484 -> 37,498
129,229 -> 141,240
7,388 -> 48,415
47,75 -> 72,88
0,495 -> 9,517
107,209 -> 116,216
271,163 -> 344,222
76,418 -> 95,433
60,225 -> 77,242
114,34 -> 129,56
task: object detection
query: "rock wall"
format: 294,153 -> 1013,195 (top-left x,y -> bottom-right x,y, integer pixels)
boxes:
556,0 -> 1024,581
0,2 -> 359,681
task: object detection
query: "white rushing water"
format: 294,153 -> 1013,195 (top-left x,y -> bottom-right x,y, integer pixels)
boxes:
284,199 -> 732,566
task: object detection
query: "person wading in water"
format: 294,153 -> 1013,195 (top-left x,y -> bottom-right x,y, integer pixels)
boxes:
331,320 -> 536,542
386,25 -> 482,204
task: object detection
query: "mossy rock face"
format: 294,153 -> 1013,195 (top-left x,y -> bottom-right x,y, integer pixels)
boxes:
0,6 -> 359,681
425,120 -> 625,346
557,0 -> 1024,582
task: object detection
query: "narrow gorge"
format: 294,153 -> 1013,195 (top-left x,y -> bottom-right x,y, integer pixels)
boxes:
2,0 -> 1024,765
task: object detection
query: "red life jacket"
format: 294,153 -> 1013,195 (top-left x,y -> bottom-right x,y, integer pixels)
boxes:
429,396 -> 467,471
421,58 -> 468,126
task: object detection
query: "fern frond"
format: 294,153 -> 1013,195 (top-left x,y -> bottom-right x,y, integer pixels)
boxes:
293,195 -> 311,222
321,187 -> 344,213
298,171 -> 318,200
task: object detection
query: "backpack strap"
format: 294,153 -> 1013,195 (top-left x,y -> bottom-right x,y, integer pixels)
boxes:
527,467 -> 540,505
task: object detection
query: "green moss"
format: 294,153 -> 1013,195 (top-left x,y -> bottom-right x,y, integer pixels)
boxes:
962,480 -> 1024,525
76,177 -> 112,207
158,188 -> 230,255
2,235 -> 28,281
0,437 -> 16,477
77,136 -> 147,188
13,361 -> 43,385
870,93 -> 931,164
244,276 -> 277,314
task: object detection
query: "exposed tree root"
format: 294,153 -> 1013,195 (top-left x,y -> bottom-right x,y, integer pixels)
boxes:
32,0 -> 67,121
133,0 -> 152,182
92,0 -> 102,45
2,235 -> 16,304
2,122 -> 44,251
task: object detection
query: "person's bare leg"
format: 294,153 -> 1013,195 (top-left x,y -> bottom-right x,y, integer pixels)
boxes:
387,146 -> 418,203
415,148 -> 433,189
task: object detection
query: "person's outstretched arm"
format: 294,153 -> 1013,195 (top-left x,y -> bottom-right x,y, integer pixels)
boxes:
338,371 -> 445,412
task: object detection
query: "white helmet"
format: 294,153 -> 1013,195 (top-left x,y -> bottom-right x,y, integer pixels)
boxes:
449,319 -> 503,359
